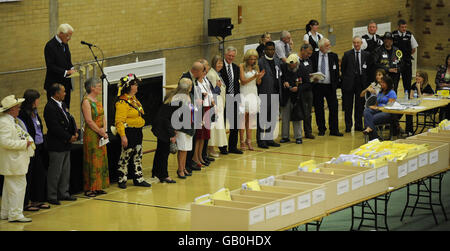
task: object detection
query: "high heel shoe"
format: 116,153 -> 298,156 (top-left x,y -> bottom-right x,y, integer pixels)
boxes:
246,139 -> 254,151
177,170 -> 186,179
184,170 -> 192,176
240,142 -> 247,150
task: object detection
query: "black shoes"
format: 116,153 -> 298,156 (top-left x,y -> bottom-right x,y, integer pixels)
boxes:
280,138 -> 290,143
118,181 -> 127,189
345,128 -> 351,133
318,131 -> 325,136
190,162 -> 202,171
177,171 -> 186,179
305,134 -> 315,139
219,147 -> 228,155
134,180 -> 151,187
258,143 -> 269,149
48,199 -> 61,205
330,131 -> 344,137
296,138 -> 303,144
160,178 -> 176,184
267,141 -> 280,147
60,195 -> 77,201
229,148 -> 243,154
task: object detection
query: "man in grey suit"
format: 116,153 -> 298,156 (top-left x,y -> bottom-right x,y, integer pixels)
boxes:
257,41 -> 282,149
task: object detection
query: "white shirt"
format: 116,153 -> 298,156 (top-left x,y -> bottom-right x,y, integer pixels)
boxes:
51,97 -> 69,121
354,49 -> 362,74
275,40 -> 291,59
55,35 -> 74,78
303,31 -> 323,44
224,60 -> 234,84
396,31 -> 419,49
318,51 -> 331,84
197,77 -> 213,107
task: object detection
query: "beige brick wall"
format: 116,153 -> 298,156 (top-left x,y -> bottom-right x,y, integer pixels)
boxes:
1,0 -> 445,130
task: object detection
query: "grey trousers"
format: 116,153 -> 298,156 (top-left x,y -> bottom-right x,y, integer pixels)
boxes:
281,99 -> 302,139
47,151 -> 71,201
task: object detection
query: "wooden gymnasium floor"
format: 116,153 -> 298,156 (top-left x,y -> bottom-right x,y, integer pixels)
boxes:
1,71 -> 449,231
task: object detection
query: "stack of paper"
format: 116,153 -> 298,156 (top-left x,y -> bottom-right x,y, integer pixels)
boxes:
242,180 -> 261,191
211,188 -> 232,201
298,160 -> 320,173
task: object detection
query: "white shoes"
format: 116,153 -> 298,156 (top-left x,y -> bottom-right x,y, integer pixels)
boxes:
8,217 -> 32,223
209,152 -> 219,158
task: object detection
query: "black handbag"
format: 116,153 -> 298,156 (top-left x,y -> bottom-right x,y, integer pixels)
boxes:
290,99 -> 304,121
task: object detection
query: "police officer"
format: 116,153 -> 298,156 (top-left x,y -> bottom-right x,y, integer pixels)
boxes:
392,19 -> 419,95
362,21 -> 383,83
373,32 -> 404,93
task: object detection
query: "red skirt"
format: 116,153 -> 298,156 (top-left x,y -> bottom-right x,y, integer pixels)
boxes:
196,106 -> 211,140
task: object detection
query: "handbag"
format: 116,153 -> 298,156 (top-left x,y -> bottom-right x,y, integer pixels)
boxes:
169,141 -> 178,154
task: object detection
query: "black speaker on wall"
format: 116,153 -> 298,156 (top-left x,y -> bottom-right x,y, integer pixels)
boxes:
208,18 -> 234,38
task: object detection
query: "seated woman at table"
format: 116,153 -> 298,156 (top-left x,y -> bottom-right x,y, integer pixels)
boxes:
363,76 -> 399,140
405,71 -> 435,135
360,68 -> 386,101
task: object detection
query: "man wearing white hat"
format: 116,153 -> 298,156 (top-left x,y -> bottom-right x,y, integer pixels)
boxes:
0,95 -> 35,223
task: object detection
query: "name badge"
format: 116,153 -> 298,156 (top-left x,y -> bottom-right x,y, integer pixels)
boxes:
382,54 -> 388,59
303,61 -> 309,66
333,64 -> 337,70
315,48 -> 319,52
362,64 -> 367,69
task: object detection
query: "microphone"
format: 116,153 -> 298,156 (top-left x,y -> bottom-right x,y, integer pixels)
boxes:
81,41 -> 95,47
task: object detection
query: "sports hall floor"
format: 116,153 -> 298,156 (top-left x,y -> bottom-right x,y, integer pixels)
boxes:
1,71 -> 449,231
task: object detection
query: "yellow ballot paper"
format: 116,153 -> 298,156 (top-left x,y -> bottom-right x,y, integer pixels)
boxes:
243,180 -> 261,191
194,194 -> 213,205
298,160 -> 320,173
211,188 -> 232,201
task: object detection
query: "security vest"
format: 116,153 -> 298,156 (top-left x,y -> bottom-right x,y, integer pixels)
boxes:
308,33 -> 323,52
392,31 -> 413,63
362,34 -> 382,54
374,45 -> 403,74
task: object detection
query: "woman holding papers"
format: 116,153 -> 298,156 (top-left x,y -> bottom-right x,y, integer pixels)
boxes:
362,76 -> 398,140
81,78 -> 110,197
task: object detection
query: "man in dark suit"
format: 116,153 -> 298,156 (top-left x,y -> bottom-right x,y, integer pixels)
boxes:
341,36 -> 371,132
44,83 -> 78,205
44,23 -> 76,109
180,61 -> 204,171
219,46 -> 243,154
311,38 -> 343,136
257,41 -> 282,148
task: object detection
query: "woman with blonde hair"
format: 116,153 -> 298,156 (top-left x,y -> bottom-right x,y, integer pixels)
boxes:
239,49 -> 265,150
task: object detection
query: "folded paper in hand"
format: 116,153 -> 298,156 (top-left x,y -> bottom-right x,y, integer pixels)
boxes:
310,72 -> 326,82
99,137 -> 109,147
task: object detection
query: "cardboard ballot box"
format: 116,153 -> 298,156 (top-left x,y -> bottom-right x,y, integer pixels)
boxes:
191,183 -> 326,231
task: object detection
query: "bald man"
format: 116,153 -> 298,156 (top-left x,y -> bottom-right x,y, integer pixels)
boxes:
341,36 -> 371,132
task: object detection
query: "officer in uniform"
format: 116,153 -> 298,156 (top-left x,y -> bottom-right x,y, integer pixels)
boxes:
362,21 -> 383,83
373,32 -> 404,93
392,19 -> 419,95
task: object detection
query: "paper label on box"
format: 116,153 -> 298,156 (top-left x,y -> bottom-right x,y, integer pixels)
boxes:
377,166 -> 389,181
265,202 -> 280,220
429,150 -> 438,164
337,179 -> 349,195
398,163 -> 408,178
281,199 -> 295,216
419,154 -> 428,167
297,193 -> 311,210
312,188 -> 325,204
365,170 -> 377,185
249,207 -> 265,225
352,174 -> 364,191
408,158 -> 418,173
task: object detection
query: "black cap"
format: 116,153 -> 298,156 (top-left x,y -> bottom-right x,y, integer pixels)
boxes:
383,32 -> 393,40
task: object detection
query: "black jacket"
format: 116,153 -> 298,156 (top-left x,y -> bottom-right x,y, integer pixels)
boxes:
341,49 -> 371,92
151,103 -> 179,143
43,98 -> 77,152
44,37 -> 74,91
311,51 -> 341,90
373,45 -> 403,75
219,61 -> 241,95
280,63 -> 302,107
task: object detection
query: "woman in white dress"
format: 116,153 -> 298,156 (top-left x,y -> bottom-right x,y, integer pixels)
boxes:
239,49 -> 265,150
206,55 -> 228,157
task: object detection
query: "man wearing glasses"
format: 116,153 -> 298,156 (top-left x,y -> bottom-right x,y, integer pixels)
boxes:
44,23 -> 77,109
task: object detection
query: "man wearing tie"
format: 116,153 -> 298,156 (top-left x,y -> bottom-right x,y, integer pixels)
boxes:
44,23 -> 77,109
341,36 -> 371,132
311,38 -> 343,137
275,31 -> 292,63
219,46 -> 243,154
44,83 -> 78,205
